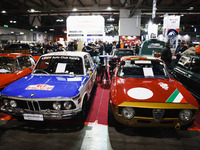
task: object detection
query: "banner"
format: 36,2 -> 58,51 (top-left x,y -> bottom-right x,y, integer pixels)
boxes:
163,14 -> 180,50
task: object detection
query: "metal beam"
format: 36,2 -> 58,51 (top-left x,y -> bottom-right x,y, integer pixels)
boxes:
77,0 -> 85,7
44,0 -> 58,8
129,0 -> 143,18
27,0 -> 43,8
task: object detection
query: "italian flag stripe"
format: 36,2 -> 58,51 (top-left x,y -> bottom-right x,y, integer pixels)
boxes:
166,89 -> 187,103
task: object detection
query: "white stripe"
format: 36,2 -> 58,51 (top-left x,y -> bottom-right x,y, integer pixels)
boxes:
80,124 -> 112,150
173,92 -> 183,103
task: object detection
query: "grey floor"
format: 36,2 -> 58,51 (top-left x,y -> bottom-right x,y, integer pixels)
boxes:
0,119 -> 200,150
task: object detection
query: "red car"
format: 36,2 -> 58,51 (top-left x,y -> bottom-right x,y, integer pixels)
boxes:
0,53 -> 36,91
110,56 -> 199,129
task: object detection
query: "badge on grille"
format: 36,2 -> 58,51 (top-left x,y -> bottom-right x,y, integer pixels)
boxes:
152,109 -> 165,122
30,93 -> 35,97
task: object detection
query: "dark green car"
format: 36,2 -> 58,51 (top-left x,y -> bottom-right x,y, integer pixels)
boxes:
173,53 -> 200,100
139,39 -> 165,57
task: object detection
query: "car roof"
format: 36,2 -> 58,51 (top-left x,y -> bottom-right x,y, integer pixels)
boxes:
120,56 -> 162,62
115,48 -> 134,51
41,51 -> 89,57
0,53 -> 29,58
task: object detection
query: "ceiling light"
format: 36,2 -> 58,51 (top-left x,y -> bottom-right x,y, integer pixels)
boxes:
107,18 -> 115,21
187,7 -> 193,10
28,9 -> 35,13
11,31 -> 14,34
20,32 -> 24,35
107,7 -> 112,10
49,29 -> 54,31
73,8 -> 77,11
35,26 -> 38,28
1,10 -> 6,13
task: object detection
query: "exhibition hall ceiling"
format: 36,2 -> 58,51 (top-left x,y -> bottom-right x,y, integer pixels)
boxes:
0,0 -> 200,33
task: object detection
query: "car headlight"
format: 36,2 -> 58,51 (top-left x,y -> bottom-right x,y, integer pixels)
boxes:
179,109 -> 193,121
121,107 -> 135,119
64,101 -> 72,110
53,102 -> 61,110
10,100 -> 17,108
3,99 -> 9,106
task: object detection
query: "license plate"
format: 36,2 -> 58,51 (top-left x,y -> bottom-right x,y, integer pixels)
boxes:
23,114 -> 44,121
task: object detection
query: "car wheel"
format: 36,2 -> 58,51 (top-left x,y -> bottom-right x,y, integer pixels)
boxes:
75,99 -> 87,124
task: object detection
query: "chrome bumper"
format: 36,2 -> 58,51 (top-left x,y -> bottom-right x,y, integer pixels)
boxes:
0,105 -> 82,120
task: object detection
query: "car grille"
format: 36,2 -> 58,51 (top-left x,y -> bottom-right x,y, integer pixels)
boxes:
119,107 -> 193,119
9,99 -> 76,111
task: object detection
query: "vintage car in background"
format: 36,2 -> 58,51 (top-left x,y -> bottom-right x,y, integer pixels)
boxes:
0,52 -> 97,122
110,56 -> 199,129
2,43 -> 30,54
109,48 -> 134,77
30,44 -> 43,56
139,39 -> 165,57
0,53 -> 36,91
172,53 -> 200,100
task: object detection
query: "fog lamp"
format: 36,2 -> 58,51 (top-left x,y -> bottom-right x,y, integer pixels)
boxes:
121,107 -> 135,119
53,102 -> 61,110
3,99 -> 9,106
179,109 -> 193,121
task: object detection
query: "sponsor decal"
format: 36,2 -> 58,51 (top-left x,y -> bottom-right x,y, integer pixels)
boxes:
158,82 -> 169,90
127,87 -> 153,100
166,89 -> 187,103
26,84 -> 54,91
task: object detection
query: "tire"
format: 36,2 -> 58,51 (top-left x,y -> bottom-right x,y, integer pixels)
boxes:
75,99 -> 87,124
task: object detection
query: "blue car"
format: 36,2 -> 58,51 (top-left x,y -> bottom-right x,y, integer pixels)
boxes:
0,51 -> 97,122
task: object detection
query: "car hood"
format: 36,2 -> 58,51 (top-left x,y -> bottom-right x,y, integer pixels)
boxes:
1,74 -> 89,98
0,74 -> 14,89
113,77 -> 189,105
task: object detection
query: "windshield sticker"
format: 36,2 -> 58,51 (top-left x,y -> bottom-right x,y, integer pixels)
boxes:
135,60 -> 151,64
26,84 -> 54,91
127,87 -> 153,100
55,63 -> 67,73
56,77 -> 66,81
68,77 -> 82,81
147,43 -> 163,49
158,82 -> 169,90
143,67 -> 154,77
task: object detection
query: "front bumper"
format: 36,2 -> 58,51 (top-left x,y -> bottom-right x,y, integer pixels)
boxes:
1,105 -> 82,121
110,101 -> 198,128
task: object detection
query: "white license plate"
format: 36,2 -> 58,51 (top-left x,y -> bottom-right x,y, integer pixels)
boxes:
23,114 -> 44,121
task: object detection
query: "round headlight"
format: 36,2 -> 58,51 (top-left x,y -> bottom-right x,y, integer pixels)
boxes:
64,101 -> 72,110
3,99 -> 9,106
10,100 -> 17,108
179,109 -> 193,121
53,102 -> 61,110
121,107 -> 135,119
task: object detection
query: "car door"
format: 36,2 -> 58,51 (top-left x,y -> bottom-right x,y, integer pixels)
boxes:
173,55 -> 192,86
187,57 -> 200,98
84,54 -> 96,94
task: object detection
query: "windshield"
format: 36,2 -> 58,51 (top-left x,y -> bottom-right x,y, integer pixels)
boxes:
34,55 -> 83,75
115,50 -> 134,57
0,57 -> 14,73
117,59 -> 169,78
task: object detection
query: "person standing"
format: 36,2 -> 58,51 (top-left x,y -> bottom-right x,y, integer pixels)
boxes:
174,40 -> 187,63
161,42 -> 172,70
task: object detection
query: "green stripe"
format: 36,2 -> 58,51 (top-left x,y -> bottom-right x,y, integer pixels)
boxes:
166,89 -> 179,103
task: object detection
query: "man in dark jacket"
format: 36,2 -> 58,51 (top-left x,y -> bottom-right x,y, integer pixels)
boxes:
161,42 -> 172,70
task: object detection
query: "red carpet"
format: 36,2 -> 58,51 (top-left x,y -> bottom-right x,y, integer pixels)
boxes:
86,82 -> 110,125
